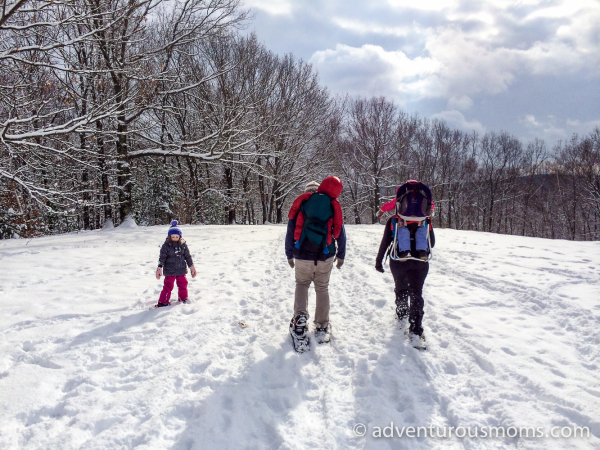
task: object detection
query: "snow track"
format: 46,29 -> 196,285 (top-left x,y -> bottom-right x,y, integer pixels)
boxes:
1,225 -> 598,449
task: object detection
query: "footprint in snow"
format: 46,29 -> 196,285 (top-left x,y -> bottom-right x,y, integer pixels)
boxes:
372,299 -> 386,308
170,349 -> 185,358
444,361 -> 458,375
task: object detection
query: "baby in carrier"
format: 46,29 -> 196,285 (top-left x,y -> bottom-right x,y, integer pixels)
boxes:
380,180 -> 433,260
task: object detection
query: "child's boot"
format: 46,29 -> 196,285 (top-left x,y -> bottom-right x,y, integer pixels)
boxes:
398,250 -> 410,260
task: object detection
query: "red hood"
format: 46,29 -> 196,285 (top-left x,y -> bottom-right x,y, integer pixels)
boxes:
317,176 -> 343,199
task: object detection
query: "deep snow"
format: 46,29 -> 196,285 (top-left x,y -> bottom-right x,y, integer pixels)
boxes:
1,224 -> 599,449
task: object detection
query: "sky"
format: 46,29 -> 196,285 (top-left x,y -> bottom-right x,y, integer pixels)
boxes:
243,0 -> 600,144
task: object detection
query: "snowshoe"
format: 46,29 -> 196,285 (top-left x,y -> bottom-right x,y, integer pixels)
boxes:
409,332 -> 427,350
315,324 -> 331,344
290,314 -> 310,353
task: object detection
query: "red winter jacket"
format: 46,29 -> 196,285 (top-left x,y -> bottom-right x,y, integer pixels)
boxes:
288,176 -> 344,245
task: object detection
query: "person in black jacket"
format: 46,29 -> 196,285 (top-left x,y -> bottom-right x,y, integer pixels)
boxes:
155,220 -> 196,307
375,216 -> 435,342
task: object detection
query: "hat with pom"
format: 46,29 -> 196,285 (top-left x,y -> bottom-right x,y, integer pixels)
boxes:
167,220 -> 182,237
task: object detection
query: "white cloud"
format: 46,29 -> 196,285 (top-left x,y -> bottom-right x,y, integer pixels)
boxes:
309,44 -> 440,102
309,0 -> 600,100
431,110 -> 486,134
523,114 -> 540,127
521,115 -> 600,142
250,0 -> 600,141
309,31 -> 522,102
387,0 -> 461,12
566,118 -> 600,134
244,0 -> 293,16
447,95 -> 473,111
423,27 -> 519,97
331,18 -> 412,37
524,0 -> 598,21
519,114 -> 567,142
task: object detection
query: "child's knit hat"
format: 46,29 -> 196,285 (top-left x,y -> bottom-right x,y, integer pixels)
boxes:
304,181 -> 319,193
168,220 -> 182,237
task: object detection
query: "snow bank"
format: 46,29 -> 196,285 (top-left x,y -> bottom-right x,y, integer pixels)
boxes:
117,215 -> 138,230
0,226 -> 598,449
102,218 -> 114,231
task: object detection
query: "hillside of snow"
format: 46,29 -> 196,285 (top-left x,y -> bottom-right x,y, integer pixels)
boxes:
1,224 -> 599,449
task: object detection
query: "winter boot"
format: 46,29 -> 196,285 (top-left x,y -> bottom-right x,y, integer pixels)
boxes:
409,332 -> 426,349
398,250 -> 410,260
315,323 -> 331,344
155,301 -> 170,308
395,289 -> 409,321
407,288 -> 424,337
418,250 -> 428,260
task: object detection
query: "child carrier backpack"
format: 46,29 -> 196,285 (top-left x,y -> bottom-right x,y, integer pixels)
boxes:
396,180 -> 433,220
387,180 -> 434,263
294,193 -> 336,256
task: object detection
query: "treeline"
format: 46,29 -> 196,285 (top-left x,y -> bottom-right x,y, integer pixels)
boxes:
337,99 -> 600,241
1,1 -> 599,241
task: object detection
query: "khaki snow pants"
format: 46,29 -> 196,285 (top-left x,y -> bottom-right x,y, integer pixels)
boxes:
293,258 -> 334,327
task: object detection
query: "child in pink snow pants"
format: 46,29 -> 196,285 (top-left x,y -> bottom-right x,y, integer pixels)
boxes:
158,275 -> 188,305
155,220 -> 196,307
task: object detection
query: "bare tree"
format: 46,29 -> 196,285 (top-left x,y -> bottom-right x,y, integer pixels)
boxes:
254,54 -> 335,224
477,131 -> 522,232
1,1 -> 119,209
2,2 -> 598,240
345,97 -> 401,223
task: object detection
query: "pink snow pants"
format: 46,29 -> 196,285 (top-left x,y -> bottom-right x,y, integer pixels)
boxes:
158,275 -> 188,304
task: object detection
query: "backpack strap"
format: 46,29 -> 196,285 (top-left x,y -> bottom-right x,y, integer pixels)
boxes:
293,195 -> 311,221
390,215 -> 398,233
385,215 -> 400,264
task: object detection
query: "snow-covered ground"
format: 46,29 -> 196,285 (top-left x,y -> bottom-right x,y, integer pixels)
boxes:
1,223 -> 599,449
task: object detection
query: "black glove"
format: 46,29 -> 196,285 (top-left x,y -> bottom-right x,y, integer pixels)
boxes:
375,264 -> 384,273
288,259 -> 295,268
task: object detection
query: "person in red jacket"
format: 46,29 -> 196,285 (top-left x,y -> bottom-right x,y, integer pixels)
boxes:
287,176 -> 344,248
285,176 -> 346,351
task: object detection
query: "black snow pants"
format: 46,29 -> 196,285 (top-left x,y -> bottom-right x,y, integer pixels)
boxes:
389,259 -> 429,336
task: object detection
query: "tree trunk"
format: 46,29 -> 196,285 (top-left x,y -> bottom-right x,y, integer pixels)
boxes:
96,120 -> 112,223
80,128 -> 91,230
186,158 -> 201,223
372,177 -> 381,224
224,165 -> 236,224
116,115 -> 132,223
